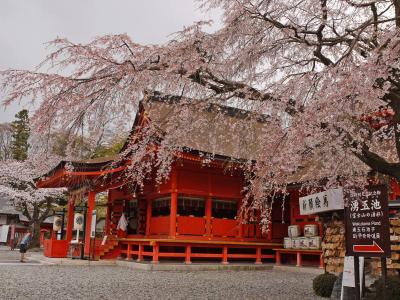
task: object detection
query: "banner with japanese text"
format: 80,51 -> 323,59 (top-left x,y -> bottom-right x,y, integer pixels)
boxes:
299,188 -> 344,215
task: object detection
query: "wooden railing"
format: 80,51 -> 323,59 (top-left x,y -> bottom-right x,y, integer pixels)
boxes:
212,218 -> 238,237
150,216 -> 170,235
177,216 -> 206,235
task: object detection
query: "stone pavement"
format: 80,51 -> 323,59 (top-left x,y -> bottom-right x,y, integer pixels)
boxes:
0,246 -> 41,266
0,247 -> 324,299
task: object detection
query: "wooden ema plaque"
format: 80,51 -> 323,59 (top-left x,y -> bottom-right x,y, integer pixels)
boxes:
344,185 -> 390,257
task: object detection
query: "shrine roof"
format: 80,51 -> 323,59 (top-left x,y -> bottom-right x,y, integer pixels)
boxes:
127,92 -> 277,161
38,93 -> 316,188
40,154 -> 120,178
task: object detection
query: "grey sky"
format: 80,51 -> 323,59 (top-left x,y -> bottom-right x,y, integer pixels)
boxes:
0,0 -> 220,122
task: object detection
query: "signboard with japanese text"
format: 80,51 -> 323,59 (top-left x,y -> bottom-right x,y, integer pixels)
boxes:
344,185 -> 390,257
299,188 -> 344,215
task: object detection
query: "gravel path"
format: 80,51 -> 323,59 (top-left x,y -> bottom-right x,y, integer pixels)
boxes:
0,264 -> 323,300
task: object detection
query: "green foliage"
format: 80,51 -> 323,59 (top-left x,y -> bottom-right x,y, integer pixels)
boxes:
367,275 -> 400,300
11,109 -> 30,161
92,138 -> 125,158
51,132 -> 93,159
313,273 -> 337,298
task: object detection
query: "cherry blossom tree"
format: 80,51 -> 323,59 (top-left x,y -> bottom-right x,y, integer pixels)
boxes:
0,159 -> 65,247
2,0 -> 400,226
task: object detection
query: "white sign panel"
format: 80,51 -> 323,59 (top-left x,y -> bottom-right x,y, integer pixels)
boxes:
299,188 -> 344,215
341,256 -> 364,300
0,225 -> 9,243
90,210 -> 97,238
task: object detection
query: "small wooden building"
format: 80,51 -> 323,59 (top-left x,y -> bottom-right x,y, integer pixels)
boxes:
37,96 -> 322,265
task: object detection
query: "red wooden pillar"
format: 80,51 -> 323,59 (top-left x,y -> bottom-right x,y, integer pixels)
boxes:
275,251 -> 281,265
145,199 -> 151,236
296,251 -> 302,267
152,242 -> 159,263
104,190 -> 112,235
169,168 -> 178,238
66,197 -> 75,241
127,244 -> 131,260
319,253 -> 324,269
185,245 -> 191,264
137,244 -> 143,262
255,247 -> 262,264
267,221 -> 272,241
237,200 -> 242,238
222,246 -> 229,264
206,196 -> 212,236
84,191 -> 96,256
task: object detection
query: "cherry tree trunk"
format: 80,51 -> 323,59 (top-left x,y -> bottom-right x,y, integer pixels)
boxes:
30,221 -> 41,248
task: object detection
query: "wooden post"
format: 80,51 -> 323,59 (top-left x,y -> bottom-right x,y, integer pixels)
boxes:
84,191 -> 96,256
275,251 -> 281,265
381,257 -> 387,300
296,251 -> 302,267
319,253 -> 324,269
65,198 -> 75,241
127,244 -> 131,260
237,200 -> 242,238
206,196 -> 212,236
152,243 -> 159,264
104,190 -> 112,235
255,247 -> 262,264
137,244 -> 143,262
267,221 -> 272,240
145,199 -> 151,236
222,246 -> 229,264
354,255 -> 361,300
185,245 -> 191,264
169,168 -> 178,238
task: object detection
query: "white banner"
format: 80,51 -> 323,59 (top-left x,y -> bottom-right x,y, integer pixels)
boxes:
341,256 -> 364,300
0,225 -> 10,243
299,188 -> 344,215
90,210 -> 97,238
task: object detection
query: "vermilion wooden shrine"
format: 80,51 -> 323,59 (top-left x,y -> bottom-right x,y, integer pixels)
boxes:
37,96 -> 324,265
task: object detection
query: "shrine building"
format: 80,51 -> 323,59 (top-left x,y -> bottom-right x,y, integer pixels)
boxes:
36,94 -> 324,266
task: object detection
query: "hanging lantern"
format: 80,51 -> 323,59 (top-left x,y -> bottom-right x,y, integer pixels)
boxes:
53,216 -> 63,231
74,213 -> 84,230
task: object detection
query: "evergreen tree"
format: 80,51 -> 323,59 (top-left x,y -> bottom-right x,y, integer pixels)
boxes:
11,109 -> 30,161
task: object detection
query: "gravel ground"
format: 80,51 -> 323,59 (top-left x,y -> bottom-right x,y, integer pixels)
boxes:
0,264 -> 324,300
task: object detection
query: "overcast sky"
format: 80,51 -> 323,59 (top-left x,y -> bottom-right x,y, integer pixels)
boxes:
0,0 -> 220,122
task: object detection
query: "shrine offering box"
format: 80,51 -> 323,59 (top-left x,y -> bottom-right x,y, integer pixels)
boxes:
283,237 -> 292,249
288,225 -> 300,238
307,236 -> 321,249
304,224 -> 318,237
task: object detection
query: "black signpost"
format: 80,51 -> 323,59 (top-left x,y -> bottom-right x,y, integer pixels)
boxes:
344,185 -> 391,300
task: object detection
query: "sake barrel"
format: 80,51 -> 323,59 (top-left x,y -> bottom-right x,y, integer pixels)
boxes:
304,224 -> 318,237
307,236 -> 321,249
283,237 -> 292,249
288,225 -> 300,238
299,237 -> 309,249
292,237 -> 301,249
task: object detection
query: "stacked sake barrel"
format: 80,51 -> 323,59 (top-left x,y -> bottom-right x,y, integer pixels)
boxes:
322,220 -> 346,273
371,218 -> 400,274
284,224 -> 321,250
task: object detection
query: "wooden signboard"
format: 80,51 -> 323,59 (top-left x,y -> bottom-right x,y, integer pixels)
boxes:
344,185 -> 390,257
